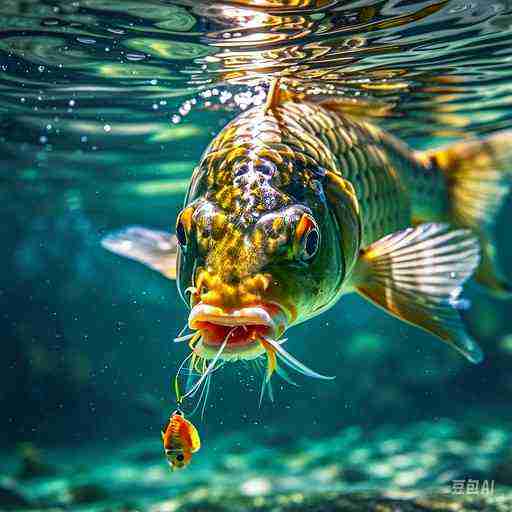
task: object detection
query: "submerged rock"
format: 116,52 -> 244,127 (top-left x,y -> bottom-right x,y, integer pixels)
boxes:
16,443 -> 57,480
492,451 -> 512,486
0,478 -> 33,510
6,421 -> 512,512
66,483 -> 110,504
160,490 -> 511,512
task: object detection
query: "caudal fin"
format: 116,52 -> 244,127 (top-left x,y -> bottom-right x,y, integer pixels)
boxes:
423,131 -> 512,297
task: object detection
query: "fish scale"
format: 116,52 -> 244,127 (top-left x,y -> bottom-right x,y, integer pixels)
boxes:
271,102 -> 412,246
199,101 -> 418,247
189,97 -> 456,259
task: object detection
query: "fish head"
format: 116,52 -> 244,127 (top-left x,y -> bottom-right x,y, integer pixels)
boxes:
164,448 -> 191,470
175,161 -> 347,362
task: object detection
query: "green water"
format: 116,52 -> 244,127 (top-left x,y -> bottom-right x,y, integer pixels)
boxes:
2,1 -> 512,510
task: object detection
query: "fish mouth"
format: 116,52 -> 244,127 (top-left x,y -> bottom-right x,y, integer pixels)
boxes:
188,303 -> 288,361
174,303 -> 333,408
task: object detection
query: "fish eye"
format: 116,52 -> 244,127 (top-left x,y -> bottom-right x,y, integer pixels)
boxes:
176,206 -> 195,250
294,213 -> 320,262
303,228 -> 320,261
176,454 -> 184,462
176,218 -> 187,249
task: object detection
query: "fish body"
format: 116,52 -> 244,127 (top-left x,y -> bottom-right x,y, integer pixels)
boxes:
103,81 -> 512,384
161,409 -> 200,470
186,101 -> 441,264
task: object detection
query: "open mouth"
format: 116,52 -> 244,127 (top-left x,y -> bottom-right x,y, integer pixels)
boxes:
172,302 -> 333,409
187,303 -> 286,360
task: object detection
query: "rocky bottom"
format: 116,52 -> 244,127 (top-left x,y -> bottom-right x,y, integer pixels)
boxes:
2,418 -> 512,511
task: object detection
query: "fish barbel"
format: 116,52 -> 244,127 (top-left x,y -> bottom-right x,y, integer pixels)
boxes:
103,80 -> 512,395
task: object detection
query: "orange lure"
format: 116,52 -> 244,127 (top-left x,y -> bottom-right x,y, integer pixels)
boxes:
161,409 -> 201,470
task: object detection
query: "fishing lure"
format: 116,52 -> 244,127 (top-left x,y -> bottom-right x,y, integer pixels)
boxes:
161,408 -> 201,470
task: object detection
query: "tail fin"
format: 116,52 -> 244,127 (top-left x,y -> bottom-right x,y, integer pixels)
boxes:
424,131 -> 512,297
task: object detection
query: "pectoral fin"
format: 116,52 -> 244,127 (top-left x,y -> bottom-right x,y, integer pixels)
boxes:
352,223 -> 483,363
101,226 -> 178,279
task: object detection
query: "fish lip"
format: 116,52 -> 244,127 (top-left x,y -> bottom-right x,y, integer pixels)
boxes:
188,303 -> 287,359
189,304 -> 277,332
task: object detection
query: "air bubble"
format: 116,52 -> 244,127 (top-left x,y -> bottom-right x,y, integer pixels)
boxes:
220,91 -> 232,104
77,37 -> 96,45
126,53 -> 146,61
107,27 -> 125,35
42,18 -> 60,26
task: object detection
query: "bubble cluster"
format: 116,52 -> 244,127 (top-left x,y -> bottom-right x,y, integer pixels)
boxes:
169,84 -> 268,126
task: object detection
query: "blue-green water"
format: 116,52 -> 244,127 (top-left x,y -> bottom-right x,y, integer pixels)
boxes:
2,1 -> 512,510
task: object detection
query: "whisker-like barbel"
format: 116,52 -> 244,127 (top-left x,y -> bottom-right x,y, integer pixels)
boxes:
173,332 -> 199,343
180,329 -> 233,402
175,322 -> 191,339
261,336 -> 334,381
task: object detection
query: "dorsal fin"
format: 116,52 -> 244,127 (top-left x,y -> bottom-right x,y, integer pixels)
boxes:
319,98 -> 394,118
264,78 -> 302,113
264,79 -> 393,118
